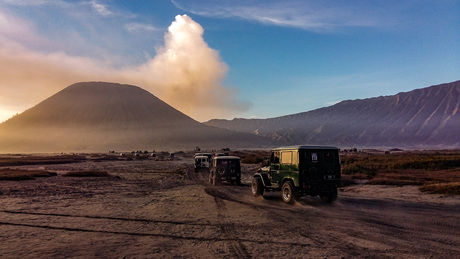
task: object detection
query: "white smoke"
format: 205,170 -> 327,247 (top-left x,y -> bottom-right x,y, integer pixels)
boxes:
128,15 -> 250,121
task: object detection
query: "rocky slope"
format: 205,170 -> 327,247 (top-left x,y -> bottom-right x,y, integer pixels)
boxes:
206,80 -> 460,149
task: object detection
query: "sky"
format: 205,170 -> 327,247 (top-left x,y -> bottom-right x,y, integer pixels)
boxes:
0,0 -> 459,123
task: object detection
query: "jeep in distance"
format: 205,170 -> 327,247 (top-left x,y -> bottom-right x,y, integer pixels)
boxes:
251,146 -> 341,203
194,155 -> 210,172
209,156 -> 241,186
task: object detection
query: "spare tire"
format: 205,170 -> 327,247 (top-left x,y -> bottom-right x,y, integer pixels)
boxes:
216,165 -> 226,175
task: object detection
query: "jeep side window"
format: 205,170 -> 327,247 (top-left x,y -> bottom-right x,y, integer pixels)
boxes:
281,151 -> 292,164
271,151 -> 280,170
280,151 -> 293,171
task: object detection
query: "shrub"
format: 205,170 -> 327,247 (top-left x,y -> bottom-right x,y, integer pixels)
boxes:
0,169 -> 57,181
420,182 -> 460,195
241,154 -> 265,164
236,150 -> 271,164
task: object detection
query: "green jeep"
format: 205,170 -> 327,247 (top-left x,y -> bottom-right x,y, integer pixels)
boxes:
251,146 -> 341,203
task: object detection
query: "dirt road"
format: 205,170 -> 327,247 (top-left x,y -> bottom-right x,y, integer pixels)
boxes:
1,159 -> 459,258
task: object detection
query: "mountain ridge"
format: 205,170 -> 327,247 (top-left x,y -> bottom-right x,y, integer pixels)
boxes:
205,80 -> 460,149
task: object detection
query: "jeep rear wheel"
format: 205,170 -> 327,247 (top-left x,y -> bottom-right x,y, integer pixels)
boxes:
320,188 -> 338,203
281,181 -> 297,204
251,177 -> 264,197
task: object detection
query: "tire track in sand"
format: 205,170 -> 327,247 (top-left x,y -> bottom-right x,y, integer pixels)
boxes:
213,196 -> 251,259
187,165 -> 251,258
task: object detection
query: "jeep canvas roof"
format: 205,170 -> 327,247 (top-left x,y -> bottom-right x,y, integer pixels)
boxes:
272,145 -> 339,151
213,156 -> 240,160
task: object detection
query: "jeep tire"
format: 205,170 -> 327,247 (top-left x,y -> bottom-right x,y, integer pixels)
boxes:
251,177 -> 264,197
281,181 -> 297,204
320,188 -> 338,203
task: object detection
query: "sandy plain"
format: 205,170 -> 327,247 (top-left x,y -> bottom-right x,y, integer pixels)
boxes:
0,153 -> 459,258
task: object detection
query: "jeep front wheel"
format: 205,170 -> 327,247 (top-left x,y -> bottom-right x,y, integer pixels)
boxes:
281,181 -> 297,204
251,177 -> 264,197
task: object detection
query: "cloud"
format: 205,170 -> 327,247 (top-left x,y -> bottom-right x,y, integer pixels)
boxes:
89,0 -> 113,16
0,0 -> 61,6
124,23 -> 158,33
0,8 -> 40,47
172,0 -> 401,31
0,44 -> 114,106
0,10 -> 250,122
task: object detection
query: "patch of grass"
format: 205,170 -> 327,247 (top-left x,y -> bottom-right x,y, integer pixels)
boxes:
342,151 -> 460,175
0,168 -> 57,181
0,154 -> 86,167
340,151 -> 460,192
240,154 -> 266,164
90,155 -> 120,162
349,173 -> 370,180
63,170 -> 110,177
368,177 -> 423,186
420,182 -> 460,195
232,150 -> 271,164
338,176 -> 356,187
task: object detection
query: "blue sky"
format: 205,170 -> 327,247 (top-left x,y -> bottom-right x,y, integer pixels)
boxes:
0,0 -> 458,122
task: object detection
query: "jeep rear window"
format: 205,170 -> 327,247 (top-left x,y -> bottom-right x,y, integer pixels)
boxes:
324,151 -> 335,163
216,159 -> 239,165
216,160 -> 228,166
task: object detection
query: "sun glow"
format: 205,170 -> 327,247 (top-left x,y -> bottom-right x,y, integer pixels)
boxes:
0,109 -> 17,123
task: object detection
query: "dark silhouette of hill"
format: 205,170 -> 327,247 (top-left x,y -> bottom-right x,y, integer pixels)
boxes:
206,80 -> 460,149
0,82 -> 271,153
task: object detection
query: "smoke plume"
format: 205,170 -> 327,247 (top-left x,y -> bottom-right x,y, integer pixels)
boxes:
126,15 -> 251,121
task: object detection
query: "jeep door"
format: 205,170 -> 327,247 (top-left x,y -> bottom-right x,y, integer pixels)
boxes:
279,150 -> 299,186
268,151 -> 281,187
